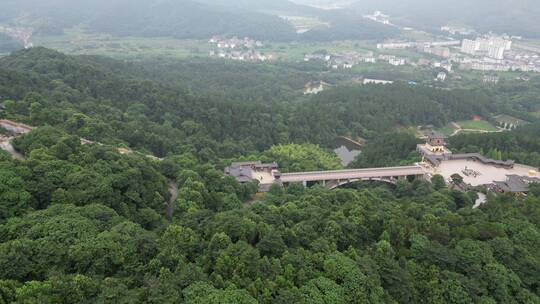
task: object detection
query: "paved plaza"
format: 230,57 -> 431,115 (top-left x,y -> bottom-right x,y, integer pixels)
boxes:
435,159 -> 537,186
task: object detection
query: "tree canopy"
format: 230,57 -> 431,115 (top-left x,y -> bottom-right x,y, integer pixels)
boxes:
0,47 -> 539,303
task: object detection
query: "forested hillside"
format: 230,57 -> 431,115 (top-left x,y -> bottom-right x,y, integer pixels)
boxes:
300,9 -> 399,41
353,0 -> 540,38
0,0 -> 297,41
129,58 -> 320,103
0,47 -> 539,303
88,0 -> 298,41
489,77 -> 540,123
1,136 -> 539,302
449,123 -> 540,167
0,0 -> 397,42
0,48 -> 518,157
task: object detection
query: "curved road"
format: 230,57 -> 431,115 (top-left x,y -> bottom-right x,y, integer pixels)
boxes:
2,120 -> 180,221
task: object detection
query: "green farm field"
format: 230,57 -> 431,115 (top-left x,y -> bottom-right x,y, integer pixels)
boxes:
32,28 -> 212,59
457,120 -> 499,131
33,28 -> 380,61
262,40 -> 374,60
436,125 -> 458,137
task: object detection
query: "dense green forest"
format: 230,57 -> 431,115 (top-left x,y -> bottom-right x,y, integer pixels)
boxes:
128,58 -> 321,103
0,47 -> 540,303
349,132 -> 421,168
449,123 -> 540,167
1,48 -> 539,155
1,133 -> 539,302
0,48 -> 516,156
488,77 -> 540,123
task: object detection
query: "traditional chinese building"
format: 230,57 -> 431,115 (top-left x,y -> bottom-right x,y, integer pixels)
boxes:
225,161 -> 280,192
491,174 -> 540,194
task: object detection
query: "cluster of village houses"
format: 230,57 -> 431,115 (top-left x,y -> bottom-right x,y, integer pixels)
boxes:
459,36 -> 540,73
0,26 -> 33,49
303,48 -> 452,83
362,10 -> 540,74
304,51 -> 407,70
303,78 -> 395,95
363,11 -> 392,26
208,36 -> 273,62
204,15 -> 540,89
377,33 -> 540,75
302,32 -> 539,85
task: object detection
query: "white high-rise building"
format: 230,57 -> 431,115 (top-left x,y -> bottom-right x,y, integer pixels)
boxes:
491,38 -> 512,50
477,39 -> 492,52
488,45 -> 505,60
389,58 -> 406,66
461,39 -> 478,55
461,37 -> 512,58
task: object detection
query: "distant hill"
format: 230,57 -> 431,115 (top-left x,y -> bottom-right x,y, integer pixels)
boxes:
0,0 -> 397,42
88,0 -> 299,41
289,0 -> 356,9
351,0 -> 540,38
193,0 -> 316,13
89,0 -> 398,41
2,0 -> 539,40
301,9 -> 399,41
0,0 -> 297,41
0,33 -> 22,53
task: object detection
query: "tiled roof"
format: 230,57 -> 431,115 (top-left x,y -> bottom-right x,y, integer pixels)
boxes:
428,131 -> 446,139
494,175 -> 540,193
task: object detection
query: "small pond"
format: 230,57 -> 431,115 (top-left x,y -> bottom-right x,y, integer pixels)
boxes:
333,137 -> 362,167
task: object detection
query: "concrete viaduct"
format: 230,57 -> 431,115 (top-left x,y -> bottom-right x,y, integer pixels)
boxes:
276,165 -> 426,189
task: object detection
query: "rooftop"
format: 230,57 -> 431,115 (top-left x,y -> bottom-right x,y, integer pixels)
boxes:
225,161 -> 280,189
493,175 -> 540,193
449,153 -> 514,168
427,131 -> 446,140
